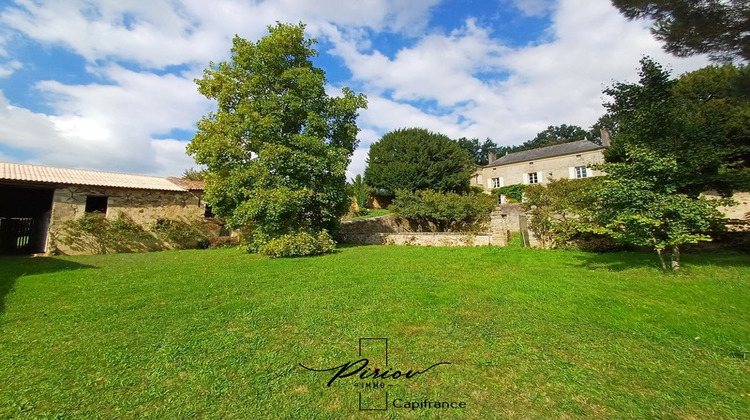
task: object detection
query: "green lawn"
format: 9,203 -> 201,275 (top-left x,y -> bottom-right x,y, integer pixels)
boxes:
1,246 -> 749,418
342,209 -> 391,221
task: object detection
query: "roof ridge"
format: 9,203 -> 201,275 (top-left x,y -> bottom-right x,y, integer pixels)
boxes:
485,140 -> 604,168
0,161 -> 189,191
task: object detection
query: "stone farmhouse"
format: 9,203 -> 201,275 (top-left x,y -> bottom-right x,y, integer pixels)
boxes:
470,139 -> 749,229
0,162 -> 225,255
471,140 -> 607,198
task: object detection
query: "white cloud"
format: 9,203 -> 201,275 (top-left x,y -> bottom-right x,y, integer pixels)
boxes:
0,0 -> 713,178
150,138 -> 196,177
346,146 -> 370,181
330,19 -> 509,107
0,91 -> 61,151
507,0 -> 556,17
0,59 -> 20,77
0,0 -> 444,175
0,0 -> 441,69
327,0 -> 710,157
0,63 -> 212,174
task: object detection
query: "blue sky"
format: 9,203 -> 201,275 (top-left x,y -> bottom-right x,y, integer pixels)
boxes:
0,0 -> 709,177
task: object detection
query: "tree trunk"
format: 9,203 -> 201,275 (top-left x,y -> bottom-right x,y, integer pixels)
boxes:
656,248 -> 668,270
671,245 -> 681,271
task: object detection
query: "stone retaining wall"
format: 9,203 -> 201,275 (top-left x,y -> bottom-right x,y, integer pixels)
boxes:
339,213 -> 506,247
339,232 -> 492,246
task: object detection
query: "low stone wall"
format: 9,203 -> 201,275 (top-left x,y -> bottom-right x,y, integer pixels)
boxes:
339,213 -> 504,247
339,214 -> 409,234
340,232 -> 492,246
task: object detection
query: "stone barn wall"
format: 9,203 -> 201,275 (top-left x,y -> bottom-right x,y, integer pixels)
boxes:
47,186 -> 223,255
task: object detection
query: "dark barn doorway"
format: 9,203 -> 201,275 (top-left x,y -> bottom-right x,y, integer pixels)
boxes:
0,185 -> 54,254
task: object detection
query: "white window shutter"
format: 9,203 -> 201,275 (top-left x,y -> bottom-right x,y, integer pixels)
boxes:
498,177 -> 504,187
537,171 -> 543,183
477,174 -> 483,185
586,167 -> 593,177
569,167 -> 575,179
522,173 -> 529,184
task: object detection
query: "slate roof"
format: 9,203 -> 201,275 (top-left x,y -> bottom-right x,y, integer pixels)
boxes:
0,162 -> 194,191
486,140 -> 605,167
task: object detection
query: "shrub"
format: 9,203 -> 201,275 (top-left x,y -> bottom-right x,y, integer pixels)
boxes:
58,212 -> 150,254
493,185 -> 526,203
389,190 -> 496,232
259,230 -> 335,258
347,174 -> 372,215
208,236 -> 239,249
571,234 -> 624,253
151,218 -> 206,249
522,178 -> 603,249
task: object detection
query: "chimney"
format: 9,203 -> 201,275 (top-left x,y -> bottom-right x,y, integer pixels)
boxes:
600,129 -> 611,147
488,151 -> 497,163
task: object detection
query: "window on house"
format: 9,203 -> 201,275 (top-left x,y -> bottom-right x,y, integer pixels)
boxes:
476,174 -> 484,185
85,196 -> 108,214
527,172 -> 539,184
204,205 -> 215,219
575,166 -> 588,179
490,178 -> 502,189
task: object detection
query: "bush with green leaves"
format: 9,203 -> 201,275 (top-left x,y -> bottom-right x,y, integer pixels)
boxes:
389,190 -> 496,232
150,218 -> 206,249
493,185 -> 526,203
521,178 -> 603,249
58,212 -> 151,254
347,174 -> 371,215
259,230 -> 335,258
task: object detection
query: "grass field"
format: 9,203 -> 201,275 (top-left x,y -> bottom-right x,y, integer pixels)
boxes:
1,245 -> 749,418
342,209 -> 391,221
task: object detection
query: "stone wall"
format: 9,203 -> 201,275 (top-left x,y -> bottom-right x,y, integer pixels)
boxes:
47,186 -> 223,255
338,213 -> 506,247
339,214 -> 411,234
492,203 -> 526,231
707,191 -> 750,231
340,232 -> 492,246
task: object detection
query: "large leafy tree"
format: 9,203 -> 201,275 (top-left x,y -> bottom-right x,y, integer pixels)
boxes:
524,124 -> 593,149
611,0 -> 750,62
456,137 -> 501,165
597,58 -> 734,269
604,58 -> 750,194
364,128 -> 475,195
187,23 -> 367,252
596,147 -> 726,270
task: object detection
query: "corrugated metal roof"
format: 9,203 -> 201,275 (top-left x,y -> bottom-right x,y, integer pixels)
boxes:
486,140 -> 605,167
0,162 -> 188,191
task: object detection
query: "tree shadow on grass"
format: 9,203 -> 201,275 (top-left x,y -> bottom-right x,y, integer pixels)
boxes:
0,256 -> 95,315
570,250 -> 750,272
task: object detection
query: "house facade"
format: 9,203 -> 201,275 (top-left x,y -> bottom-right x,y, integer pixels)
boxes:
471,140 -> 606,194
0,162 -> 224,255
